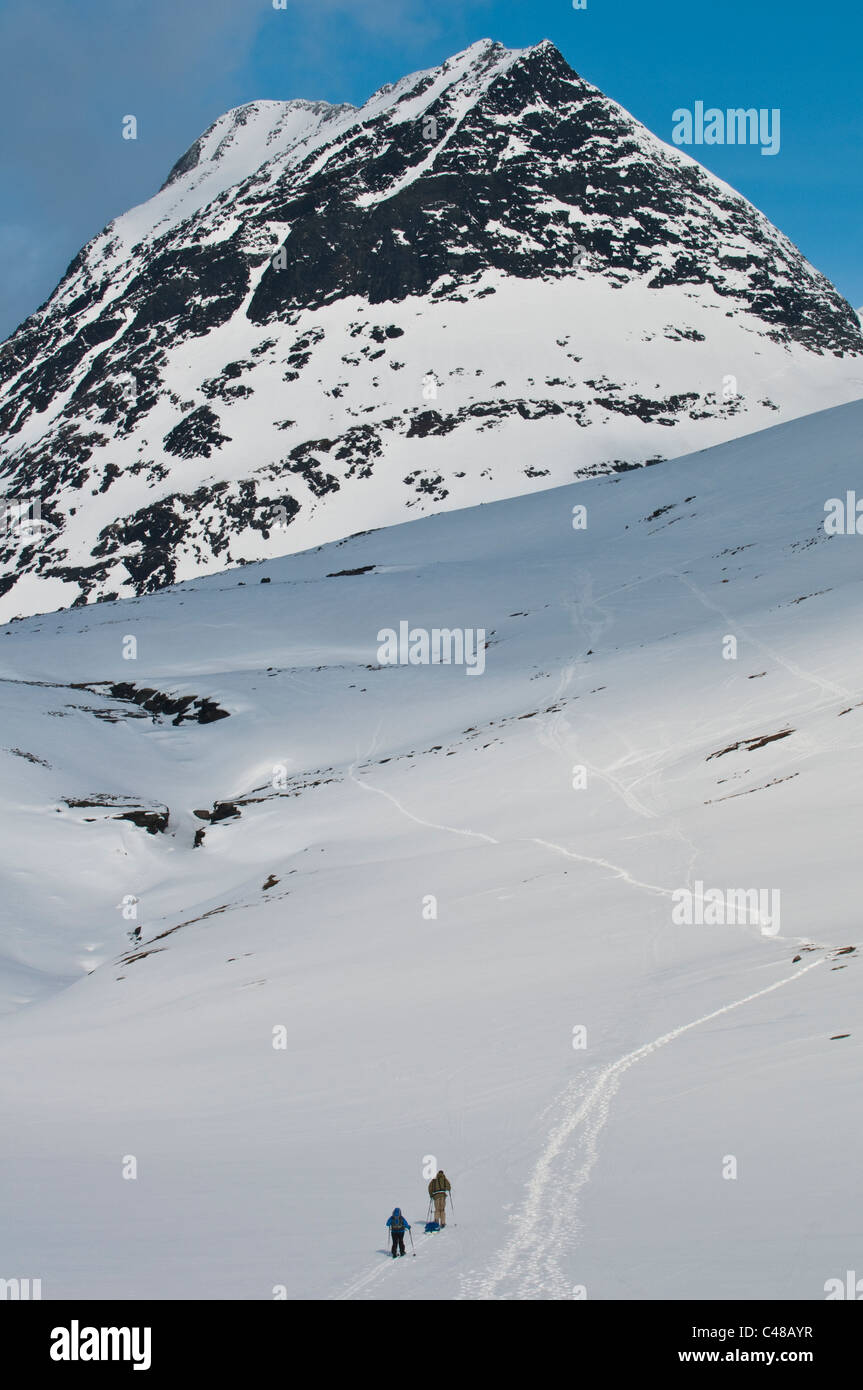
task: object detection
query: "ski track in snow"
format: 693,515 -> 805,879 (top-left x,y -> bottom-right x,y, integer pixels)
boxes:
458,956 -> 823,1300
337,559 -> 838,1301
334,958 -> 823,1301
334,1251 -> 405,1302
443,573 -> 835,1298
349,757 -> 675,898
348,699 -> 797,936
347,722 -> 679,902
673,570 -> 854,704
338,725 -> 822,1301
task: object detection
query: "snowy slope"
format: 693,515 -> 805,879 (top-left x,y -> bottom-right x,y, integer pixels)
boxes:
0,397 -> 861,1299
1,38 -> 862,620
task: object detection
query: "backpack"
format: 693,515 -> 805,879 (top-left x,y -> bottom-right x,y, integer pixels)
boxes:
391,1210 -> 405,1232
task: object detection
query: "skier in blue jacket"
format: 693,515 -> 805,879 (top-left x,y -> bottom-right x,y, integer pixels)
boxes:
386,1208 -> 411,1258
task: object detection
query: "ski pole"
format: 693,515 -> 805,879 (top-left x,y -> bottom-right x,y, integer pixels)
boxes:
409,1227 -> 415,1256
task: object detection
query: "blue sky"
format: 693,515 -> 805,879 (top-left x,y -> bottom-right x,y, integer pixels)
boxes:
0,0 -> 859,340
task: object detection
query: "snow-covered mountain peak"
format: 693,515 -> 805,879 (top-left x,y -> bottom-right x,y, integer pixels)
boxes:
161,98 -> 349,192
1,39 -> 861,621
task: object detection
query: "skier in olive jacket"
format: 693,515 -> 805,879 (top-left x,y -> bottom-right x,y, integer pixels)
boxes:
428,1170 -> 451,1227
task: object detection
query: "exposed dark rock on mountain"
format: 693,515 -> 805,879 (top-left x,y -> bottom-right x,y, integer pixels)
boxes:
1,38 -> 861,619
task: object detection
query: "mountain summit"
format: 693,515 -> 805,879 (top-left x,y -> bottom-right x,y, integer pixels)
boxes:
1,38 -> 861,619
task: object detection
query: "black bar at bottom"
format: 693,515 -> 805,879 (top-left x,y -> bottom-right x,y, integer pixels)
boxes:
3,1298 -> 859,1376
